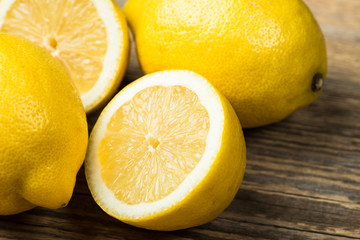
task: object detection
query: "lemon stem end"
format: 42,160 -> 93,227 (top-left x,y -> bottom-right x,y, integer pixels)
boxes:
312,73 -> 323,92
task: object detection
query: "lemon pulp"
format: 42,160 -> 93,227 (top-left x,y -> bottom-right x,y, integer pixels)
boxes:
99,86 -> 210,204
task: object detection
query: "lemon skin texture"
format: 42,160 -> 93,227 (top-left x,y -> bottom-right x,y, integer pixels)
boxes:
124,0 -> 327,128
0,34 -> 88,215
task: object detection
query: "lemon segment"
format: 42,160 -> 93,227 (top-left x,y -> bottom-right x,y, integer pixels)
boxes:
85,70 -> 246,230
0,0 -> 130,113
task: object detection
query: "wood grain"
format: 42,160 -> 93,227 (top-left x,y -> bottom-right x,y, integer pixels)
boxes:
1,0 -> 360,239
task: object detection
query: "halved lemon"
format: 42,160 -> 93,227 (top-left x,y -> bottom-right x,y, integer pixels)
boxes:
0,0 -> 130,113
85,70 -> 246,230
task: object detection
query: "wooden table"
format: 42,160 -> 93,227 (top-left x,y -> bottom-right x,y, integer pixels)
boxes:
1,0 -> 359,239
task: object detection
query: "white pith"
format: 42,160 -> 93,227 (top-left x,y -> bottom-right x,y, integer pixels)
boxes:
86,70 -> 225,219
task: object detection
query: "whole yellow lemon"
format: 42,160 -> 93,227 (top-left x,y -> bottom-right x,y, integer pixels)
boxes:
0,34 -> 88,215
124,0 -> 327,128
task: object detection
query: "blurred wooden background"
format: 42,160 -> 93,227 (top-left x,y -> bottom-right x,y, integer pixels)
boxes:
1,0 -> 359,239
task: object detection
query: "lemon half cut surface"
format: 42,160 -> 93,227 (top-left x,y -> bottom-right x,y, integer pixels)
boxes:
0,0 -> 130,113
85,70 -> 246,230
